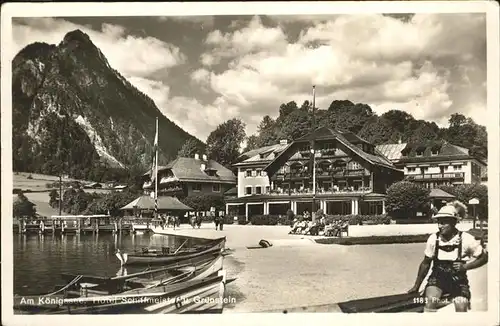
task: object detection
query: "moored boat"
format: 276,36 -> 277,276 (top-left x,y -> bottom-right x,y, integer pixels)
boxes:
14,270 -> 228,314
261,291 -> 455,313
54,251 -> 225,297
115,237 -> 226,266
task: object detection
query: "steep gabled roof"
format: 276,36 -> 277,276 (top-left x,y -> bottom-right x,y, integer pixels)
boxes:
234,143 -> 290,166
375,143 -> 408,161
169,157 -> 236,183
264,127 -> 399,175
145,157 -> 236,184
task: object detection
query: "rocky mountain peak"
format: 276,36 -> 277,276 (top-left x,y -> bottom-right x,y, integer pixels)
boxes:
61,29 -> 93,46
12,29 -> 204,180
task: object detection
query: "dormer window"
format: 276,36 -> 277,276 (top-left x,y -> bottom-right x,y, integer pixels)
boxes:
416,150 -> 424,157
246,170 -> 252,177
431,149 -> 439,156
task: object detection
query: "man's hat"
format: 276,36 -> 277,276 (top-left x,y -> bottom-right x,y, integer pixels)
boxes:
432,204 -> 465,221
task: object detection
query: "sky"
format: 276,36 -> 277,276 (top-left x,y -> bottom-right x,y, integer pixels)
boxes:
11,13 -> 487,143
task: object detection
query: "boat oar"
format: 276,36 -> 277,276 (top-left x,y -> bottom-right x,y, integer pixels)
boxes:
174,239 -> 189,254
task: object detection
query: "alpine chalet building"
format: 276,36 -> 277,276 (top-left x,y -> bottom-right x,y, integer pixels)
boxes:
143,154 -> 237,198
376,141 -> 487,189
226,127 -> 404,220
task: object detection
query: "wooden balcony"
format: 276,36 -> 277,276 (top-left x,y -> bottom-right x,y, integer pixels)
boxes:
158,186 -> 183,194
272,169 -> 369,180
269,187 -> 373,196
406,172 -> 465,181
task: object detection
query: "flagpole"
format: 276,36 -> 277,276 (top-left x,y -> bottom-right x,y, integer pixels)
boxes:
154,117 -> 159,219
311,85 -> 316,222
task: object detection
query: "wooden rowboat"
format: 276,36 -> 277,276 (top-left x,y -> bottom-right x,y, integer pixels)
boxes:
262,292 -> 455,313
115,237 -> 226,266
53,252 -> 225,297
14,270 -> 228,314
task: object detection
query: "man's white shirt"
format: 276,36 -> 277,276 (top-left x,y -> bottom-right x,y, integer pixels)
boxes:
424,232 -> 483,261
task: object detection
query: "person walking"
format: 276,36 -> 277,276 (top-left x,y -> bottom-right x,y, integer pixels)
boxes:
214,215 -> 220,230
219,214 -> 224,231
407,201 -> 488,312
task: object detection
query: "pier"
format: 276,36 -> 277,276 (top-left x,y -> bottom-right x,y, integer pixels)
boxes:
13,215 -> 140,235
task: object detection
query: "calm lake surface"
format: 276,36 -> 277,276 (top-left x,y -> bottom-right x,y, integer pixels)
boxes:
13,232 -> 204,296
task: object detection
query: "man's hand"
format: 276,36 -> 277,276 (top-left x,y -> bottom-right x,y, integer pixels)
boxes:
453,262 -> 467,273
407,285 -> 420,293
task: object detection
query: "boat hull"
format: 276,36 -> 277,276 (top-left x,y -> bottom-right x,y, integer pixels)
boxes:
116,237 -> 226,266
15,271 -> 227,315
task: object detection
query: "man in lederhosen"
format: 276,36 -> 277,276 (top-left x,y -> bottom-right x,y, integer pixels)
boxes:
408,201 -> 488,312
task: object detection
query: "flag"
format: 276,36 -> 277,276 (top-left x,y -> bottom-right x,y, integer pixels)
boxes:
153,117 -> 159,218
150,118 -> 158,181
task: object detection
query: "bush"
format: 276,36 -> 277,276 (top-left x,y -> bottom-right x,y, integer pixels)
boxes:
386,181 -> 431,219
250,215 -> 279,225
437,184 -> 488,219
180,194 -> 225,212
222,215 -> 234,225
237,215 -> 249,225
324,214 -> 391,225
13,192 -> 36,218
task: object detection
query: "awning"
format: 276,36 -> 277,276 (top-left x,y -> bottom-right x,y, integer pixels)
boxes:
429,188 -> 455,199
120,195 -> 193,211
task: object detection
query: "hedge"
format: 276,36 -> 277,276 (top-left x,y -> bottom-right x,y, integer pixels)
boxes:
324,214 -> 391,225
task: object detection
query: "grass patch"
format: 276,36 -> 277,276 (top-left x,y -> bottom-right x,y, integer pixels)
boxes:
315,234 -> 431,245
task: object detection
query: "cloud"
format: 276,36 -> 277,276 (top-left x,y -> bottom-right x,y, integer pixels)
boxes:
201,16 -> 288,66
199,13 -> 486,136
12,18 -> 186,78
157,15 -> 215,28
163,96 -> 241,141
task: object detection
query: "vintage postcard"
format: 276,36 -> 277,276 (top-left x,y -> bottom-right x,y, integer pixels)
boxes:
1,1 -> 499,326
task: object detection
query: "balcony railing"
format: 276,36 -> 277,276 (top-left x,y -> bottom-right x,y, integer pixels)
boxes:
273,169 -> 369,180
160,176 -> 179,184
406,172 -> 465,181
269,187 -> 372,196
158,186 -> 183,194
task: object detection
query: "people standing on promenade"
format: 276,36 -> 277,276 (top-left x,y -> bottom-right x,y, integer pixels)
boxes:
408,201 -> 488,312
219,214 -> 224,231
214,215 -> 220,230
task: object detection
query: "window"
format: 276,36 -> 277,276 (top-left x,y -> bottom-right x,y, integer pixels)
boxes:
261,171 -> 267,177
251,170 -> 257,177
256,186 -> 262,194
256,170 -> 261,177
265,186 -> 270,193
192,183 -> 202,192
349,161 -> 361,170
416,151 -> 424,157
246,170 -> 252,177
420,167 -> 428,174
246,186 -> 252,195
407,167 -> 416,173
453,165 -> 461,171
212,184 -> 220,192
431,150 -> 439,156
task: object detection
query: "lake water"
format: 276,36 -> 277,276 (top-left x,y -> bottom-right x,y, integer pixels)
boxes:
13,232 -> 204,296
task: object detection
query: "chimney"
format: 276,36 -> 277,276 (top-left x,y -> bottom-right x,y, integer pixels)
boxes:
201,163 -> 206,171
280,139 -> 288,145
202,154 -> 207,161
398,137 -> 402,144
195,153 -> 200,160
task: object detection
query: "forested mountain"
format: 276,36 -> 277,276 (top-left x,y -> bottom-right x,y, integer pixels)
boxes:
243,100 -> 487,160
12,29 -> 204,181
